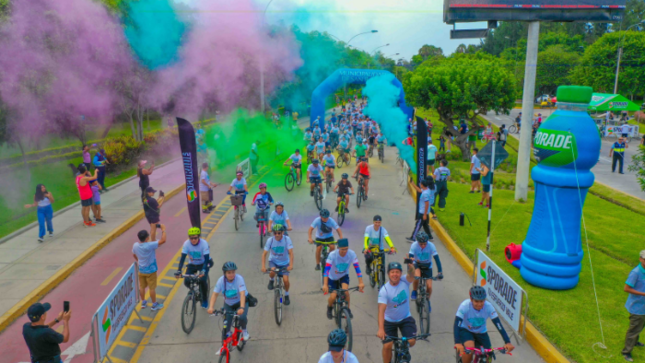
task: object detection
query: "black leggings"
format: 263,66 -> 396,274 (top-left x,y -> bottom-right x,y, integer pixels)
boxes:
410,212 -> 433,239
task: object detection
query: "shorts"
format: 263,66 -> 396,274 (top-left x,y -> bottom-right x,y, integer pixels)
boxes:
145,214 -> 160,224
427,159 -> 436,166
414,263 -> 433,278
458,328 -> 492,349
326,165 -> 336,169
310,176 -> 322,184
325,142 -> 330,147
138,271 -> 158,290
383,316 -> 417,343
359,173 -> 370,180
328,275 -> 350,290
471,174 -> 481,181
269,261 -> 290,276
483,184 -> 491,193
93,200 -> 101,206
343,148 -> 351,154
200,191 -> 211,202
81,198 -> 93,207
315,236 -> 335,246
292,164 -> 301,169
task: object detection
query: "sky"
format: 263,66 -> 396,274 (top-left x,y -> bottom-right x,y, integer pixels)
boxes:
175,0 -> 486,60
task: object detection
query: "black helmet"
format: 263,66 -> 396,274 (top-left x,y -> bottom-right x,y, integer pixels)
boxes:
312,159 -> 319,164
327,328 -> 348,347
470,286 -> 487,301
342,173 -> 349,179
320,209 -> 330,218
222,261 -> 237,272
388,262 -> 403,272
416,232 -> 429,244
373,215 -> 382,221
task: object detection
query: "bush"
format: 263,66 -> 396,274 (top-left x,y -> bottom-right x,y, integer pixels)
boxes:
104,136 -> 145,172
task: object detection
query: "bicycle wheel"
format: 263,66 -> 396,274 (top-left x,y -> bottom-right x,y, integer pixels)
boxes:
508,125 -> 516,134
418,298 -> 430,335
338,209 -> 345,226
285,173 -> 295,192
326,178 -> 331,194
369,262 -> 376,288
274,289 -> 283,326
315,188 -> 323,210
181,293 -> 197,334
259,222 -> 264,249
369,148 -> 374,158
218,350 -> 228,363
340,307 -> 354,352
236,330 -> 246,351
234,209 -> 239,231
378,265 -> 386,290
356,189 -> 362,208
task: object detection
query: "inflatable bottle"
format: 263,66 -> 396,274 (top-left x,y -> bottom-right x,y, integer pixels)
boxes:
520,86 -> 600,290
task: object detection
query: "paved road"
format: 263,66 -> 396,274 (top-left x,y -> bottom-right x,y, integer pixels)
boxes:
135,148 -> 544,363
482,109 -> 645,200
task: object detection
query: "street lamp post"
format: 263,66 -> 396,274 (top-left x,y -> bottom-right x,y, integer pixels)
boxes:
337,30 -> 378,97
613,20 -> 645,94
369,43 -> 389,69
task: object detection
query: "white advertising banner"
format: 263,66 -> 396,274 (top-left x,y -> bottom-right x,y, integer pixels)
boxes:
94,263 -> 137,360
476,250 -> 524,332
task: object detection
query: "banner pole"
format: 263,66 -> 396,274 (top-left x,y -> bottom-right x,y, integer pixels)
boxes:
486,140 -> 496,252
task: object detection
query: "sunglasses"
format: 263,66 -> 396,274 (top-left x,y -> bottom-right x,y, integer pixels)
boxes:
274,232 -> 283,235
189,236 -> 200,240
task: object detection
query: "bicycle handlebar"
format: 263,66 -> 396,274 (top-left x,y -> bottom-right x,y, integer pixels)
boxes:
462,347 -> 511,356
263,267 -> 289,274
210,308 -> 241,317
385,333 -> 431,342
328,286 -> 361,293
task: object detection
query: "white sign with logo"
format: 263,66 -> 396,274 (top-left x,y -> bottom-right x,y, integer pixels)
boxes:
93,263 -> 138,361
475,250 -> 524,332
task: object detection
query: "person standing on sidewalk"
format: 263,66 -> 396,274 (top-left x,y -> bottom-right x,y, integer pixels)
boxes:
137,160 -> 155,200
76,164 -> 98,227
610,137 -> 628,174
133,225 -> 167,311
498,125 -> 507,147
623,250 -> 645,361
433,159 -> 451,212
406,178 -> 434,242
200,162 -> 218,213
90,179 -> 105,223
249,140 -> 260,175
92,148 -> 109,192
427,139 -> 438,175
469,148 -> 482,193
82,145 -> 92,171
23,302 -> 71,363
143,187 -> 165,237
480,164 -> 492,208
24,184 -> 55,242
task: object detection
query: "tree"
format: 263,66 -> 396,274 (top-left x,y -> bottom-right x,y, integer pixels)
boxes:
114,64 -> 154,142
403,57 -> 516,160
536,45 -> 581,95
628,147 -> 645,192
418,44 -> 444,60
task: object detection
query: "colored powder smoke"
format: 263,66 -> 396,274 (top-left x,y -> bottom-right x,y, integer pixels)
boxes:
362,74 -> 416,170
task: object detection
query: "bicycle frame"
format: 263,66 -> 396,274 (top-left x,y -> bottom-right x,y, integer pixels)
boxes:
385,333 -> 430,363
459,347 -> 511,363
329,286 -> 359,322
213,310 -> 244,361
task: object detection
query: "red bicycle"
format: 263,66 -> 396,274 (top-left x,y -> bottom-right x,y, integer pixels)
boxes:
456,347 -> 512,363
212,309 -> 246,363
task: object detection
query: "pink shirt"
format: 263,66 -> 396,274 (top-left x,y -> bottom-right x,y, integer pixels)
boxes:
76,175 -> 93,200
82,151 -> 91,163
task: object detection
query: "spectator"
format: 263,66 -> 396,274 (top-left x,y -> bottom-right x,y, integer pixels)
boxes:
23,302 -> 71,363
90,179 -> 105,223
459,119 -> 468,135
469,148 -> 482,193
498,124 -> 508,147
427,139 -> 438,175
92,148 -> 109,192
438,135 -> 446,153
610,137 -> 628,174
76,164 -> 98,227
82,145 -> 92,171
133,226 -> 167,311
137,160 -> 155,200
406,178 -> 434,243
433,159 -> 451,212
480,164 -> 492,208
24,184 -> 55,242
622,250 -> 645,362
200,162 -> 218,213
249,140 -> 260,175
143,187 -> 165,238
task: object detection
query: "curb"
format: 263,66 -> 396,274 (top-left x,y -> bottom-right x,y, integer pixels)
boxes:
406,180 -> 570,363
0,182 -> 186,333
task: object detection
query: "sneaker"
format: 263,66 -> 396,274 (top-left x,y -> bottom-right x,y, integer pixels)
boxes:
478,202 -> 483,206
637,342 -> 645,347
411,291 -> 418,300
84,221 -> 96,227
347,309 -> 353,319
268,280 -> 275,290
203,209 -> 210,214
485,204 -> 490,208
141,300 -> 148,309
315,265 -> 321,271
243,330 -> 250,341
327,306 -> 333,320
48,232 -> 54,238
429,235 -> 434,241
469,191 -> 474,194
477,190 -> 481,193
151,302 -> 164,311
284,295 -> 290,305
201,301 -> 208,309
38,238 -> 44,243
432,215 -> 438,220
405,237 -> 415,243
310,191 -> 314,197
96,218 -> 107,223
624,353 -> 634,362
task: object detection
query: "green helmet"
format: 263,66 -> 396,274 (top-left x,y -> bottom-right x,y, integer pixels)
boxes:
272,224 -> 286,232
188,227 -> 201,236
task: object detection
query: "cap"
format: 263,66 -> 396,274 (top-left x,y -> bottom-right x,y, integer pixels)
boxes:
337,238 -> 349,248
640,250 -> 645,259
146,186 -> 157,193
139,160 -> 147,167
27,302 -> 51,322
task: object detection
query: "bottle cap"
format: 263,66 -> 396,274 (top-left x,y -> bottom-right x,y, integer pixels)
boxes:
556,86 -> 593,104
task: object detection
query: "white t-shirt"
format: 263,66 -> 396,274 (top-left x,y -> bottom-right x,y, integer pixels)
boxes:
308,164 -> 324,178
323,154 -> 336,167
269,210 -> 289,226
318,351 -> 360,363
289,153 -> 303,165
364,225 -> 389,250
418,188 -> 432,214
200,170 -> 210,192
456,299 -> 498,334
132,241 -> 159,274
230,177 -> 247,192
325,249 -> 359,281
181,239 -> 210,265
471,155 -> 481,175
214,274 -> 248,306
409,241 -> 438,266
621,124 -> 631,134
264,235 -> 294,265
311,217 -> 339,239
378,277 -> 412,322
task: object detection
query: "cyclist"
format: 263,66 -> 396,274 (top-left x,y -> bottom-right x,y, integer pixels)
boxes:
284,148 -> 302,182
268,201 -> 292,233
304,128 -> 313,142
333,173 -> 354,214
454,286 -> 515,363
175,227 -> 211,309
331,124 -> 340,148
261,224 -> 294,305
308,209 -> 343,270
252,183 -> 274,228
323,238 -> 365,319
208,262 -> 251,345
315,137 -> 326,161
377,261 -> 418,363
313,124 -> 321,139
306,141 -> 316,162
227,171 -> 248,213
408,231 -> 443,300
515,112 -> 522,133
321,130 -> 330,149
338,137 -> 350,164
363,215 -> 396,275
318,329 -> 359,363
352,156 -> 371,198
307,159 -> 324,197
323,149 -> 336,183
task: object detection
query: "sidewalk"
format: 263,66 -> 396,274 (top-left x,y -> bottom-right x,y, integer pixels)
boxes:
0,158 -> 186,321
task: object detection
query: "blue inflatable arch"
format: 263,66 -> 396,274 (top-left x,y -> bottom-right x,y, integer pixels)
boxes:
310,68 -> 414,128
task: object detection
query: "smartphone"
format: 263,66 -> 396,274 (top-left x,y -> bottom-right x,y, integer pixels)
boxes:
156,224 -> 161,228
404,258 -> 413,264
64,301 -> 70,312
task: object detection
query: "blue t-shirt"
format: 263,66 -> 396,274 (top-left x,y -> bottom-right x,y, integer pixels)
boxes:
427,144 -> 438,160
626,265 -> 645,315
456,299 -> 498,334
304,132 -> 313,141
325,249 -> 359,280
264,235 -> 294,265
307,164 -> 324,178
460,123 -> 468,134
378,277 -> 412,323
181,239 -> 210,265
315,142 -> 326,153
340,140 -> 349,149
377,135 -> 386,143
269,210 -> 289,226
323,154 -> 336,167
307,143 -> 315,151
409,241 -> 438,266
418,188 -> 432,214
132,241 -> 159,274
230,177 -> 247,192
214,275 -> 248,306
311,217 -> 339,239
471,155 -> 481,175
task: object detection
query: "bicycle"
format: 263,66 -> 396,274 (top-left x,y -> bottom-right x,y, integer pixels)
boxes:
307,150 -> 314,164
337,149 -> 351,168
336,192 -> 352,227
284,163 -> 301,192
368,144 -> 374,158
355,176 -> 367,209
456,347 -> 512,363
328,286 -> 360,352
325,168 -> 334,194
178,273 -> 210,334
386,333 -> 430,363
311,178 -> 324,211
228,192 -> 246,231
257,206 -> 269,248
264,267 -> 288,326
365,249 -> 394,290
415,275 -> 441,336
211,309 -> 246,363
317,240 -> 335,287
378,143 -> 385,163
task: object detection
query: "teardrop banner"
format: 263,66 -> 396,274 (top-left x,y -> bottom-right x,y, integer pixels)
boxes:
177,117 -> 201,228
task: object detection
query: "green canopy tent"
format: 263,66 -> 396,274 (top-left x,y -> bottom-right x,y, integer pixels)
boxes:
588,93 -> 640,112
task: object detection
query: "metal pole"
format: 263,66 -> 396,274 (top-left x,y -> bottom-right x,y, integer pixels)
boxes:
486,141 -> 496,251
613,47 -> 622,94
515,21 -> 540,201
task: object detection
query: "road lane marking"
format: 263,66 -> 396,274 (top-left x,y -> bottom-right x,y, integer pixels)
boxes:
157,282 -> 174,288
116,341 -> 137,349
100,267 -> 123,286
174,207 -> 187,217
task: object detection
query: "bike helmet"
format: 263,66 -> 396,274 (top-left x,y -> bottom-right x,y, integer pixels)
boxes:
320,209 -> 330,218
222,261 -> 238,272
416,232 -> 429,244
188,227 -> 201,236
373,215 -> 382,221
272,223 -> 286,232
326,149 -> 331,153
275,201 -> 284,208
259,182 -> 267,189
328,329 -> 348,348
470,285 -> 487,301
312,159 -> 319,164
388,261 -> 403,272
236,171 -> 243,176
295,149 -> 300,153
342,173 -> 349,179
